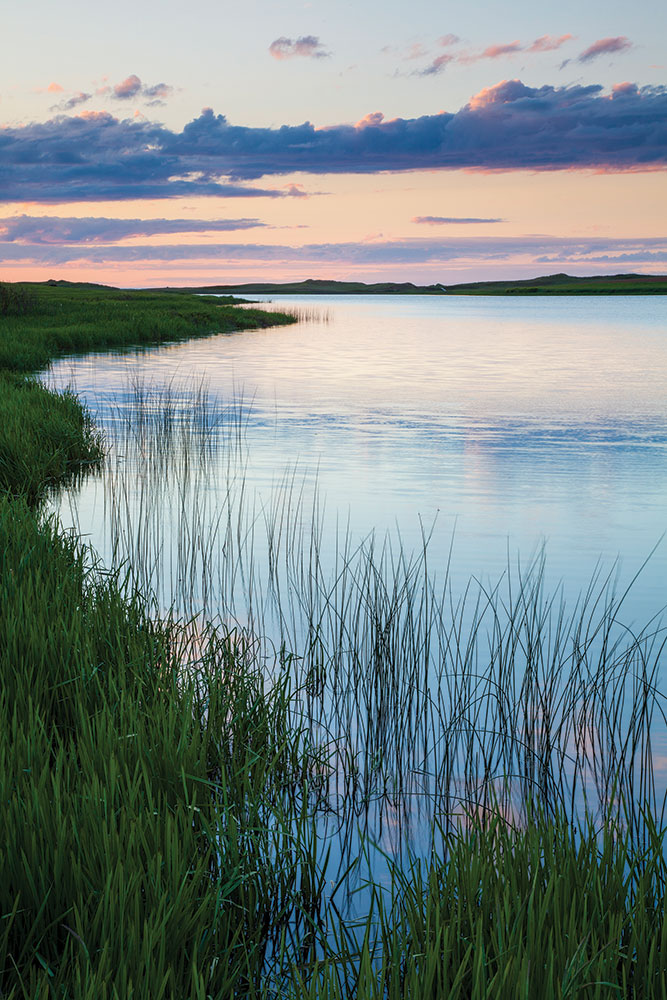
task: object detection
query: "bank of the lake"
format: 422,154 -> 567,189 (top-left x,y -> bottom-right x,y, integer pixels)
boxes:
170,272 -> 667,296
1,282 -> 666,998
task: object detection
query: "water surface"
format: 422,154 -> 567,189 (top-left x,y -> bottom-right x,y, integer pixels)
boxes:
47,293 -> 667,620
44,294 -> 667,894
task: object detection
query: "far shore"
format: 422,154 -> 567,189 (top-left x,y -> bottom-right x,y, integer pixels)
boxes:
160,272 -> 667,296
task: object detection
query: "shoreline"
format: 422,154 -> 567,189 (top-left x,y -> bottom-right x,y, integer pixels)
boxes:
1,283 -> 665,996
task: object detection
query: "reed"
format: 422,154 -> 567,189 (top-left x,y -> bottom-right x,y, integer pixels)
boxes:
2,286 -> 666,996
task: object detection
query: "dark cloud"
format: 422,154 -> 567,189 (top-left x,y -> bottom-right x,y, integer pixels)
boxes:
0,215 -> 266,244
578,37 -> 633,63
0,236 -> 664,267
1,80 -> 665,202
413,216 -> 505,224
269,36 -> 329,60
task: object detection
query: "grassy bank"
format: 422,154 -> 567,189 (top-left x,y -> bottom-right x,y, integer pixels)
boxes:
1,281 -> 666,997
0,282 -> 294,500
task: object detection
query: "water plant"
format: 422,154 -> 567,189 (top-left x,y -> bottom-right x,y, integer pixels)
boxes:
1,282 -> 666,997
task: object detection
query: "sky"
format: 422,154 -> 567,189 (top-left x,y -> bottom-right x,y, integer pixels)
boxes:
1,0 -> 666,286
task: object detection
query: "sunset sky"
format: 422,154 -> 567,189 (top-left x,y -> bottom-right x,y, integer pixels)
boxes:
1,0 -> 666,286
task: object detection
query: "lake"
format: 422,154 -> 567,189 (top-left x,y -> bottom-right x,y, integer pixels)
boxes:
46,293 -> 667,614
44,293 -> 667,890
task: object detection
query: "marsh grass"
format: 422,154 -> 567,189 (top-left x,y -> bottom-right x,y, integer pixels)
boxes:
2,287 -> 667,996
49,372 -> 667,995
0,282 -> 294,502
83,376 -> 667,849
251,304 -> 333,325
0,496 -> 331,998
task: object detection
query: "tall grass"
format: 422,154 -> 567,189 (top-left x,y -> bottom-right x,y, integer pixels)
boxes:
47,372 -> 667,995
0,496 -> 329,998
76,376 -> 667,851
297,812 -> 667,998
2,286 -> 666,995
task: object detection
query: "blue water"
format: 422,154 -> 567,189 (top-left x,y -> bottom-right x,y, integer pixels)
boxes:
43,291 -> 667,899
46,293 -> 667,625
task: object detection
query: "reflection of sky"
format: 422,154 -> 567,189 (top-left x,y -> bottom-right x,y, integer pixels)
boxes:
41,293 -> 667,903
46,294 -> 667,626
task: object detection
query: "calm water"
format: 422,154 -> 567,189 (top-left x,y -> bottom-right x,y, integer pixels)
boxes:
47,293 -> 667,621
44,293 -> 667,893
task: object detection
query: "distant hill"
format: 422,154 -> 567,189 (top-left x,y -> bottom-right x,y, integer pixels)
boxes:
441,273 -> 667,295
169,274 -> 667,296
170,279 -> 447,295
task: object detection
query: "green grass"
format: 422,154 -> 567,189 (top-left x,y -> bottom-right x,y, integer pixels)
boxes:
301,812 -> 667,998
0,496 -> 324,998
0,281 -> 294,501
0,282 -> 295,374
0,280 -> 666,997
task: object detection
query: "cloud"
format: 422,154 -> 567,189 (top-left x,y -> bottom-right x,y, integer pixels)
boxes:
0,215 -> 266,244
0,235 -> 664,268
417,53 -> 456,76
48,75 -> 174,110
413,216 -> 505,224
527,34 -> 573,53
578,37 -> 633,63
460,41 -> 523,64
415,33 -> 573,74
1,81 -> 665,202
51,91 -> 92,111
269,36 -> 329,60
112,75 -> 173,104
47,82 -> 64,94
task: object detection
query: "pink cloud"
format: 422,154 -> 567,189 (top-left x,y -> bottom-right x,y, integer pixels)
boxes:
111,75 -> 173,103
114,74 -> 142,99
47,82 -> 64,93
611,81 -> 639,98
578,36 -> 633,62
76,110 -> 115,122
468,79 -> 531,110
527,34 -> 573,53
356,112 -> 385,127
438,34 -> 460,48
269,35 -> 330,60
460,41 -> 523,64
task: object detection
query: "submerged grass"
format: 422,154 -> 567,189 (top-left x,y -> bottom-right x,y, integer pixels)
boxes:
1,282 -> 666,996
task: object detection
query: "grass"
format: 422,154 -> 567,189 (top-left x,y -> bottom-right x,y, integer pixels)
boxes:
1,280 -> 666,996
0,496 -> 324,998
0,281 -> 294,501
303,812 -> 667,998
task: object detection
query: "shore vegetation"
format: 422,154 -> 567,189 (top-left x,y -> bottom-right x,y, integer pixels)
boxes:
0,280 -> 665,997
